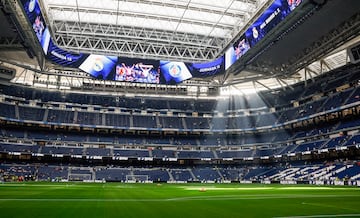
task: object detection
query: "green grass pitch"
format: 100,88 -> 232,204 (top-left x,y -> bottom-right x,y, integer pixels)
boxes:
0,182 -> 359,218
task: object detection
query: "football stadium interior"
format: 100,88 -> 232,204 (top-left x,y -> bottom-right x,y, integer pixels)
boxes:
0,0 -> 360,217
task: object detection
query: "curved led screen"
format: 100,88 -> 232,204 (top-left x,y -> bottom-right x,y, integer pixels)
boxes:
226,0 -> 302,68
21,0 -> 302,84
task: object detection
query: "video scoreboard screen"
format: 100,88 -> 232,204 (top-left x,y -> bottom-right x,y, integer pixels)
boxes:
21,0 -> 302,84
226,0 -> 302,69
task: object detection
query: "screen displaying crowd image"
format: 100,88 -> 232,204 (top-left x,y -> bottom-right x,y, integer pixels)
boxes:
22,0 -> 84,66
115,62 -> 160,84
25,0 -> 51,55
21,0 -> 303,84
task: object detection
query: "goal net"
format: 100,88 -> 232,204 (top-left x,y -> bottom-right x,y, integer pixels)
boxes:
68,173 -> 92,181
125,175 -> 149,183
68,167 -> 93,181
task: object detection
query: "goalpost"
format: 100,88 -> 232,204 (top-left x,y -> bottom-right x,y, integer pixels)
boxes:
68,167 -> 93,182
125,175 -> 149,183
68,173 -> 92,181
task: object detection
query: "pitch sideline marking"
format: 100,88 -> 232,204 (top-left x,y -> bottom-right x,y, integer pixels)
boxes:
300,202 -> 359,214
0,194 -> 358,202
182,187 -> 274,191
182,186 -> 360,191
273,214 -> 360,218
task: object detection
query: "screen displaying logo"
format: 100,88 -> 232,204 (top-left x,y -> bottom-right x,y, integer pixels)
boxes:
93,58 -> 104,72
28,0 -> 35,12
79,55 -> 118,79
160,61 -> 192,83
169,64 -> 182,78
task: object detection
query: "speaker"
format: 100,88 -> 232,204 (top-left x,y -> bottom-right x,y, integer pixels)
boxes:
309,0 -> 327,6
347,41 -> 360,64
